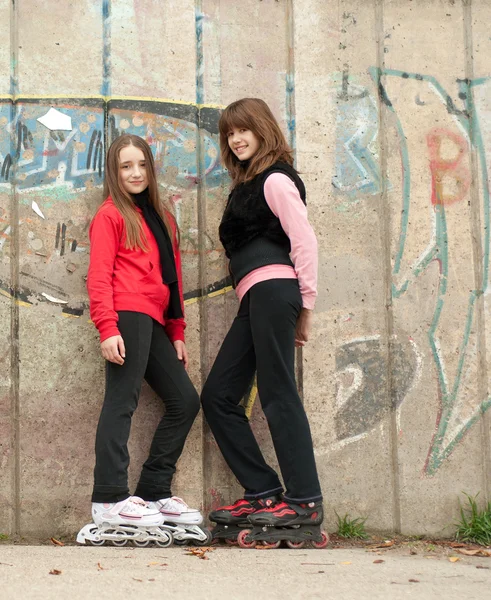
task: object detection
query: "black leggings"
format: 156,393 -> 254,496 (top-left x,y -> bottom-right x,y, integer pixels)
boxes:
201,279 -> 322,504
92,311 -> 200,503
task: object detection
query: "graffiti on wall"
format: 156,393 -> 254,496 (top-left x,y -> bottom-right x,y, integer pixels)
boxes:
332,71 -> 381,199
333,335 -> 421,446
0,97 -> 228,313
331,67 -> 491,475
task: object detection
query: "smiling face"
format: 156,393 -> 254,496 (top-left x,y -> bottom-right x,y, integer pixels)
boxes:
227,126 -> 261,161
118,144 -> 148,194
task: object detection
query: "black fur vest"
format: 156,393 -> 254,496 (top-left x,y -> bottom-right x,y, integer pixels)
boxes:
219,161 -> 306,285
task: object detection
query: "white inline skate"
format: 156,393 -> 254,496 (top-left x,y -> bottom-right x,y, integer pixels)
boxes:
76,496 -> 173,547
149,496 -> 212,546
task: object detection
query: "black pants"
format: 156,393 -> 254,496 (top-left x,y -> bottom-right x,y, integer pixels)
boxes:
201,279 -> 322,504
92,311 -> 200,503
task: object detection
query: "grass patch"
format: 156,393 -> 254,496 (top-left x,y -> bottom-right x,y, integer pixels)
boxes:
0,533 -> 9,541
455,493 -> 491,546
335,512 -> 368,539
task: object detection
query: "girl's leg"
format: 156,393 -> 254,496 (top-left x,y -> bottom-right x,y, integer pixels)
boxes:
134,321 -> 200,501
201,294 -> 283,500
92,312 -> 153,503
250,279 -> 322,503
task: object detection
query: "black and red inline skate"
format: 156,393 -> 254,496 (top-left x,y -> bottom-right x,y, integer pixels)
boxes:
237,500 -> 329,549
209,496 -> 278,546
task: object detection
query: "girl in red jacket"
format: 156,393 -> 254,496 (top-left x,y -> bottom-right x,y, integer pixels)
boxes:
77,134 -> 206,547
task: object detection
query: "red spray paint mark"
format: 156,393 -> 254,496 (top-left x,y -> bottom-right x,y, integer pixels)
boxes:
42,149 -> 59,157
209,488 -> 224,512
427,128 -> 470,206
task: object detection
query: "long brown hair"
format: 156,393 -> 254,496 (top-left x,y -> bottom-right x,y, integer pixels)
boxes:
218,98 -> 293,187
102,134 -> 174,251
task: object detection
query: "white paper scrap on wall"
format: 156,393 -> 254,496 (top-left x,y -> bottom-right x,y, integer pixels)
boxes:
37,108 -> 72,131
41,292 -> 68,304
31,201 -> 45,219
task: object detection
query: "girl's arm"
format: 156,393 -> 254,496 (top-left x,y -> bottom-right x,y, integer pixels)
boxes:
164,214 -> 186,344
263,172 -> 318,310
87,211 -> 121,342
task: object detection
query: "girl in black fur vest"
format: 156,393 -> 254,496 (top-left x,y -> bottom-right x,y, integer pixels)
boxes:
201,98 -> 327,548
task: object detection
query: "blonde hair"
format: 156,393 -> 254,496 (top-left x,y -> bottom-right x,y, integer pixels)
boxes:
218,98 -> 293,187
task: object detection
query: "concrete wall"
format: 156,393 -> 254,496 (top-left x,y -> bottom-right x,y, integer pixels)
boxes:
1,0 -> 490,539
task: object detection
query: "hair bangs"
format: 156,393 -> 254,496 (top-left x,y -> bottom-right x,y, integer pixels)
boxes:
219,103 -> 256,137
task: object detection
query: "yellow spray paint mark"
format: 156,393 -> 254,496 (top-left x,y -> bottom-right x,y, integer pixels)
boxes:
0,93 -> 225,111
244,380 -> 258,419
0,288 -> 31,307
184,285 -> 233,306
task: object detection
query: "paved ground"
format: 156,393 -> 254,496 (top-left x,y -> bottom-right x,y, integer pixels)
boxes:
1,544 -> 490,599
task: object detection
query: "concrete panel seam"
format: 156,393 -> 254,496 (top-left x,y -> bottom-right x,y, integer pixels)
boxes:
9,0 -> 20,537
376,0 -> 401,534
463,0 -> 491,502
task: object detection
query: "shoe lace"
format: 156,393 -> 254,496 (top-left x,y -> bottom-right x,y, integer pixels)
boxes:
170,496 -> 188,507
128,496 -> 148,507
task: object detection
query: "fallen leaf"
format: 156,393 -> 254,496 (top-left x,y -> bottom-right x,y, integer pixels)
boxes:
458,548 -> 491,557
477,565 -> 490,569
97,562 -> 106,571
449,542 -> 466,548
410,550 -> 417,555
340,561 -> 352,565
409,578 -> 420,583
373,559 -> 385,564
49,569 -> 62,575
50,538 -> 64,547
149,578 -> 155,582
449,557 -> 460,563
147,562 -> 160,566
367,541 -> 395,549
185,547 -> 213,560
132,578 -> 143,582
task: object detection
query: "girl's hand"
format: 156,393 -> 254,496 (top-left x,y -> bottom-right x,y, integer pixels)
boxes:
173,340 -> 189,370
295,308 -> 313,348
101,335 -> 126,365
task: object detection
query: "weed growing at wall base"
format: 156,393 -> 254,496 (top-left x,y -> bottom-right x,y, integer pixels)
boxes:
455,493 -> 491,546
335,512 -> 368,539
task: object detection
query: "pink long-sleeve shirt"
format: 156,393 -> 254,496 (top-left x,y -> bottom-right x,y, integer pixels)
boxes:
235,172 -> 318,310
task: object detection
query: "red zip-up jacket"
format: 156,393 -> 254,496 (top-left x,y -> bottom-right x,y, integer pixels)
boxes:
87,197 -> 186,343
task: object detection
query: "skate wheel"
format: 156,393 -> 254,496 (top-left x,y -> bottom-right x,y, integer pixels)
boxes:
194,528 -> 213,547
286,540 -> 305,549
237,529 -> 256,549
262,540 -> 281,549
112,532 -> 128,547
310,531 -> 329,549
88,527 -> 105,545
173,539 -> 188,546
87,527 -> 105,546
155,532 -> 173,548
224,538 -> 238,547
133,539 -> 150,547
89,539 -> 105,546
